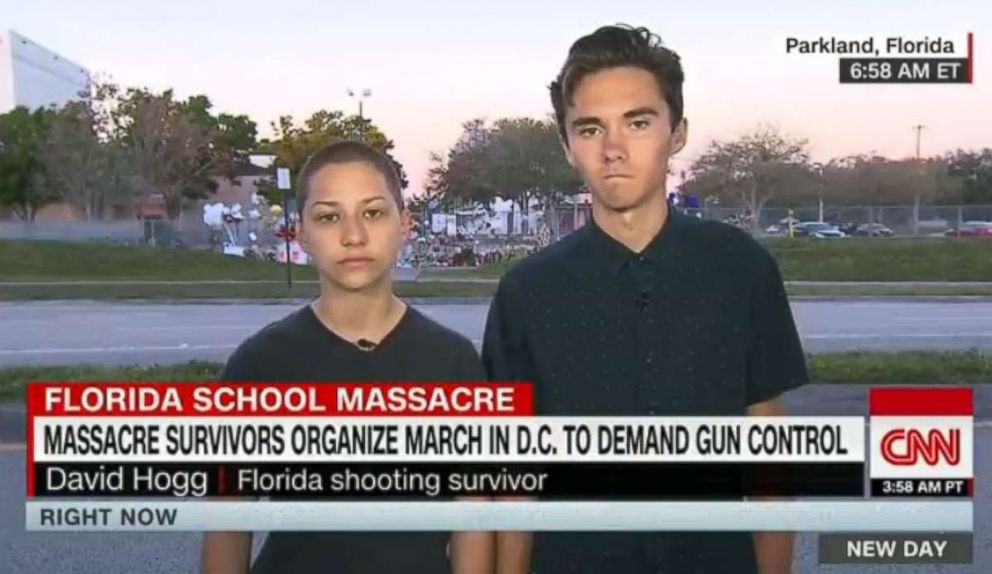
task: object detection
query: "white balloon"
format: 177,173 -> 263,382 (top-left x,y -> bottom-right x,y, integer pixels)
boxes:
202,203 -> 225,227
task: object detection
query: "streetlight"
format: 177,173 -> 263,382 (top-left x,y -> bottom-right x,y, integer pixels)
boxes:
346,88 -> 372,139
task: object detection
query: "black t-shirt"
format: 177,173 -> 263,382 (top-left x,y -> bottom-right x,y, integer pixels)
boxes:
220,303 -> 484,574
483,209 -> 809,574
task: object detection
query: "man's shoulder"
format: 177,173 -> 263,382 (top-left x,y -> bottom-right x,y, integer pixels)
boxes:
500,227 -> 589,288
679,215 -> 776,269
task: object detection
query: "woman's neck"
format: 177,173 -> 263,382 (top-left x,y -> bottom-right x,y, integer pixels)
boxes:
311,280 -> 406,343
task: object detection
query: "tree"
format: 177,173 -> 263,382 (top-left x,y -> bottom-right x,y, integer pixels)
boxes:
941,148 -> 992,204
216,113 -> 258,167
486,117 -> 583,216
38,101 -> 133,220
426,117 -> 582,222
258,110 -> 407,206
424,119 -> 496,209
114,89 -> 254,219
0,107 -> 58,220
683,126 -> 811,224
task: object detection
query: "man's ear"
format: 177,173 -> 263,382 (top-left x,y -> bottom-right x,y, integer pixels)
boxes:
670,118 -> 688,156
560,134 -> 576,168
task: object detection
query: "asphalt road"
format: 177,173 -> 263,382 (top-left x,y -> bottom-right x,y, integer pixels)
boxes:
2,300 -> 992,367
1,385 -> 988,573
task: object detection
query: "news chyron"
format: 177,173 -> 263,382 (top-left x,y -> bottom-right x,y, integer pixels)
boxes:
868,388 -> 974,497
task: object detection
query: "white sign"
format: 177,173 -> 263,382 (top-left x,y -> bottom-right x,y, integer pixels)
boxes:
276,168 -> 291,190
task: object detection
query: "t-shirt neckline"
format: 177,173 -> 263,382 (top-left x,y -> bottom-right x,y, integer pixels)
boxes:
304,301 -> 412,354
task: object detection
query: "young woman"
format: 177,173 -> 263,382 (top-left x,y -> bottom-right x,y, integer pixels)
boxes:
200,141 -> 494,574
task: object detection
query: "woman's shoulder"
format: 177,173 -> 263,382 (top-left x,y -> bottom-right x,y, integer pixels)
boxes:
403,306 -> 476,354
222,306 -> 315,379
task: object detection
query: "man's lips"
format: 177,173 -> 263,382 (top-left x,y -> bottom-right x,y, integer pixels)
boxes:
338,257 -> 374,265
604,173 -> 633,180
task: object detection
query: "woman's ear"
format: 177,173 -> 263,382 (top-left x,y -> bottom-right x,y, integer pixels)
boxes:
297,217 -> 311,254
400,208 -> 412,239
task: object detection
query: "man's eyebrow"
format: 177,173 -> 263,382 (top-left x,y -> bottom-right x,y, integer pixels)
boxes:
624,107 -> 660,119
570,116 -> 603,129
571,107 -> 660,129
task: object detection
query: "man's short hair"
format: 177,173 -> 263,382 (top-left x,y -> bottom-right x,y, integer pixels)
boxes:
296,140 -> 404,216
550,24 -> 685,144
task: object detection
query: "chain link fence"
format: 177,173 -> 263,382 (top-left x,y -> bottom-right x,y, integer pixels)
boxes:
3,204 -> 990,249
683,205 -> 992,236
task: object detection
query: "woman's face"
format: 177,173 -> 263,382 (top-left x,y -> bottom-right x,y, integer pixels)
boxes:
298,161 -> 409,292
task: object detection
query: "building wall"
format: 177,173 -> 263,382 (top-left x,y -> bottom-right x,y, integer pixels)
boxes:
0,30 -> 90,114
0,31 -> 13,112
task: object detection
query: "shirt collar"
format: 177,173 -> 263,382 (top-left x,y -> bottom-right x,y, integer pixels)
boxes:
580,207 -> 684,276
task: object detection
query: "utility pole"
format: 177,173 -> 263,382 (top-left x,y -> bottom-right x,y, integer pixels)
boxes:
912,124 -> 926,236
347,88 -> 372,140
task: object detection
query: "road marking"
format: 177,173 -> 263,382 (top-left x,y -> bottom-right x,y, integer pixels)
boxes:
0,280 -> 323,286
0,344 -> 238,355
891,316 -> 992,322
805,333 -> 992,339
114,325 -> 260,332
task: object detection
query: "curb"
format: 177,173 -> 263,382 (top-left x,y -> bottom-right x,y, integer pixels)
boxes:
788,296 -> 992,303
0,297 -> 496,306
5,296 -> 991,305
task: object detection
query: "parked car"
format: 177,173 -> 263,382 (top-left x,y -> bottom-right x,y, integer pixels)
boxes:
793,221 -> 847,238
944,221 -> 992,237
828,221 -> 859,235
855,222 -> 894,237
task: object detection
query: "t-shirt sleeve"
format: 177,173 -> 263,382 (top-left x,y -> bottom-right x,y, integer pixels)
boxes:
454,337 -> 486,381
219,340 -> 261,382
745,247 -> 810,406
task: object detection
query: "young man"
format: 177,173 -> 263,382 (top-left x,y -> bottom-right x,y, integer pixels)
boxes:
483,25 -> 808,574
200,141 -> 493,573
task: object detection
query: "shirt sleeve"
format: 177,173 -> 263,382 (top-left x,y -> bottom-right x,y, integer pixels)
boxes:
481,277 -> 533,383
745,247 -> 809,406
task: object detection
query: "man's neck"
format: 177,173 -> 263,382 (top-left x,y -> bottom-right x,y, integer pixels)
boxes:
591,191 -> 670,253
312,280 -> 406,342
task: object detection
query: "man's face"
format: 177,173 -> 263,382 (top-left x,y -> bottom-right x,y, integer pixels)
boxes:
298,161 -> 409,292
563,66 -> 687,212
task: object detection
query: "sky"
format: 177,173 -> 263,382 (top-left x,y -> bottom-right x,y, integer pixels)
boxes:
5,0 -> 991,196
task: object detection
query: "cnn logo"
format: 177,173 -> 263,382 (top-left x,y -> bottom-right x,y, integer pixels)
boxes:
880,428 -> 960,466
